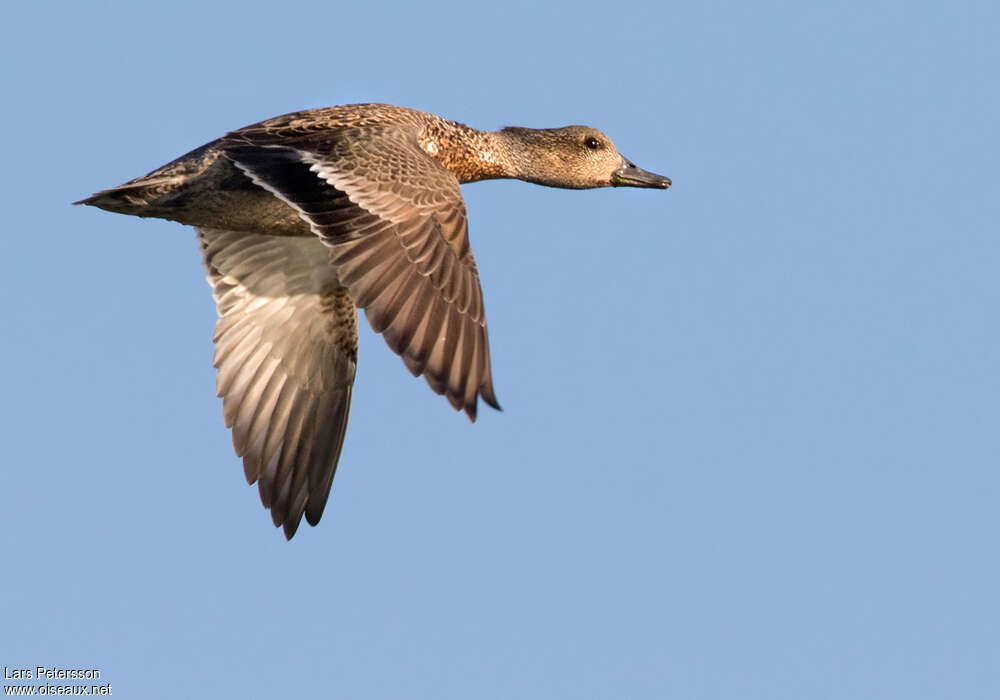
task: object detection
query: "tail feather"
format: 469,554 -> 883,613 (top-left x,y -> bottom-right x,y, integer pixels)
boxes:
74,177 -> 187,214
74,140 -> 221,215
72,140 -> 306,234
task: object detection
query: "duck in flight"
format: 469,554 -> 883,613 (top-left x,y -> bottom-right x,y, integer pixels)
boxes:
77,103 -> 671,538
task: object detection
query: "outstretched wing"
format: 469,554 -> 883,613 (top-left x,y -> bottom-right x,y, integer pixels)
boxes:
199,227 -> 357,539
221,125 -> 499,420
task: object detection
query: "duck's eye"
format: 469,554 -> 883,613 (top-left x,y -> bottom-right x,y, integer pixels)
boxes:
584,136 -> 602,150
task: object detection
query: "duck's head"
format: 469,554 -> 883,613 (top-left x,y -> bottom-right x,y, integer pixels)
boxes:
499,125 -> 671,190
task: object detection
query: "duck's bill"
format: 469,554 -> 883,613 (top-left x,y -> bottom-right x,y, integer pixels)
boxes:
611,161 -> 672,189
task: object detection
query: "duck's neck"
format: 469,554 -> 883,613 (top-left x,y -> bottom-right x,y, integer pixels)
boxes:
419,120 -> 523,184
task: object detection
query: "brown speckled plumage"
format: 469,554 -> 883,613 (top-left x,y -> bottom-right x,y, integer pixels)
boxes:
76,102 -> 670,538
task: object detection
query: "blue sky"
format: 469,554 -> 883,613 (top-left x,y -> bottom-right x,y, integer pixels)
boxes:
3,1 -> 998,697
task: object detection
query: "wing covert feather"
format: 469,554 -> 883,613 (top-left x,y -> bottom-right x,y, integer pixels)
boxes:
221,125 -> 499,419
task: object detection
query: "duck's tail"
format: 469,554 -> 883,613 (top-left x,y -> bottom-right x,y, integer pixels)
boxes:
73,140 -> 307,234
74,141 -> 222,218
74,176 -> 188,216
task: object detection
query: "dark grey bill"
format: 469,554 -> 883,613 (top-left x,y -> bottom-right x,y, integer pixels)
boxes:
611,160 -> 672,189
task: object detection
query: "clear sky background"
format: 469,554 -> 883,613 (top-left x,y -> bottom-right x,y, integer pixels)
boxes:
2,1 -> 997,697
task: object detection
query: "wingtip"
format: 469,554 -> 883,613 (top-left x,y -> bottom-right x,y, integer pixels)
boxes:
304,508 -> 322,527
282,520 -> 300,540
481,385 -> 502,413
462,389 -> 501,422
464,399 -> 478,423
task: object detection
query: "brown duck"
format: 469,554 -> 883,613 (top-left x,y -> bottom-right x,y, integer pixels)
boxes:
77,103 -> 671,538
